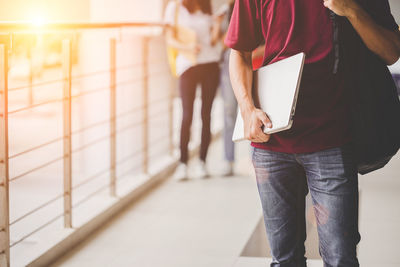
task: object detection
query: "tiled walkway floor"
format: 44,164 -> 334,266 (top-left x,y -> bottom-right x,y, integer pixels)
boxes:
51,140 -> 261,267
51,139 -> 400,267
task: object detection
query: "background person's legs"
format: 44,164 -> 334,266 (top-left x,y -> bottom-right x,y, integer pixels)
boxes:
299,145 -> 360,267
179,67 -> 198,164
252,148 -> 308,267
220,50 -> 238,163
199,63 -> 220,162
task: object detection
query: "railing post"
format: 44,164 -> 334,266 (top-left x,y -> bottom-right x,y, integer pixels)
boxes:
62,39 -> 72,228
142,37 -> 149,174
0,44 -> 10,267
109,38 -> 117,196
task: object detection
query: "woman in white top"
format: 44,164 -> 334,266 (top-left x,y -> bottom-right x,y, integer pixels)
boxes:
164,0 -> 222,180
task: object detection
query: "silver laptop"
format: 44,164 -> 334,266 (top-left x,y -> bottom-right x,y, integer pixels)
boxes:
232,52 -> 305,142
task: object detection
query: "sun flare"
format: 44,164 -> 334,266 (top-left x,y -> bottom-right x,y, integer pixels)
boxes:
30,15 -> 47,27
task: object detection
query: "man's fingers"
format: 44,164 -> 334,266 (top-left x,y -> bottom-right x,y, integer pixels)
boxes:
259,112 -> 272,129
243,108 -> 272,143
250,123 -> 270,143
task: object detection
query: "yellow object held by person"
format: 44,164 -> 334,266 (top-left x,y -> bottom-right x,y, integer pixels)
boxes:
166,0 -> 197,77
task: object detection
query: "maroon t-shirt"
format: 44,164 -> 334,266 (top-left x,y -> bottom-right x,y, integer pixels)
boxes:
225,0 -> 397,154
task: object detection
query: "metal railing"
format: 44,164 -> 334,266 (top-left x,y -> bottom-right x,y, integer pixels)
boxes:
0,21 -> 176,267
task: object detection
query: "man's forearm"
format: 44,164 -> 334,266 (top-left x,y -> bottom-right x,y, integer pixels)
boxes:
346,4 -> 400,65
229,49 -> 271,143
229,49 -> 255,114
324,0 -> 400,65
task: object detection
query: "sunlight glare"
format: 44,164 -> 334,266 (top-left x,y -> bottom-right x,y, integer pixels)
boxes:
30,16 -> 47,27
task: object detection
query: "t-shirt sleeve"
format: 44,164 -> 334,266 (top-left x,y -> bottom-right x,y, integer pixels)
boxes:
224,0 -> 263,52
164,1 -> 176,26
364,0 -> 398,31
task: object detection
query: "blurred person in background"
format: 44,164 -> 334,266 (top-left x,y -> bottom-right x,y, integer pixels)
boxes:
226,0 -> 400,266
164,0 -> 222,180
217,0 -> 265,176
217,0 -> 236,176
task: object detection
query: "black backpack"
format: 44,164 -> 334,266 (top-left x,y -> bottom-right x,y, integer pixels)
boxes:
333,9 -> 400,175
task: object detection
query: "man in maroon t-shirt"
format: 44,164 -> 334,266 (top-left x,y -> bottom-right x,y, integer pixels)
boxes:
225,0 -> 400,266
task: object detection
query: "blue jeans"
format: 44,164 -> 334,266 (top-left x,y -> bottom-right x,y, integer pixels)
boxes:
220,50 -> 238,162
252,145 -> 360,267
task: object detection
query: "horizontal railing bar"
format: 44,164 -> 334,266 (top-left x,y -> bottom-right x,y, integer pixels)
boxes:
73,183 -> 110,208
149,134 -> 170,147
116,70 -> 170,88
71,119 -> 110,135
8,97 -> 64,114
9,193 -> 64,226
73,155 -> 143,208
72,69 -> 111,81
149,146 -> 170,158
116,61 -> 166,73
149,103 -> 169,117
68,106 -> 143,138
9,137 -> 64,159
9,213 -> 64,248
115,78 -> 142,87
9,85 -> 119,115
116,121 -> 142,135
116,150 -> 142,166
74,161 -> 144,208
71,86 -> 109,99
149,139 -> 170,153
8,133 -> 163,182
71,63 -> 143,81
72,167 -> 110,190
149,96 -> 169,105
7,63 -> 159,92
116,106 -> 144,119
9,78 -> 63,92
147,68 -> 171,78
114,63 -> 141,72
8,71 -> 168,115
71,77 -> 143,98
71,135 -> 110,154
116,163 -> 142,183
73,61 -> 165,81
9,156 -> 64,182
0,21 -> 166,31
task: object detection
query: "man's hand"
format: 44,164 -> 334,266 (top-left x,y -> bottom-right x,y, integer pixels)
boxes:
229,49 -> 272,143
242,107 -> 272,143
323,0 -> 358,17
324,0 -> 400,65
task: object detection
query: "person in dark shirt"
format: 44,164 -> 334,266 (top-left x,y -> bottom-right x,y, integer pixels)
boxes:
225,0 -> 400,266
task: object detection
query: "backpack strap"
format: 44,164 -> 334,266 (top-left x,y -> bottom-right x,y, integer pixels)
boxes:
330,11 -> 340,74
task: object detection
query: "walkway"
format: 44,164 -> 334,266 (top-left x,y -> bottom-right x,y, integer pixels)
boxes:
51,138 -> 400,267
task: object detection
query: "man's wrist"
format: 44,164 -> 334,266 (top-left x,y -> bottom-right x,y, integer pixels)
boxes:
344,1 -> 361,20
239,101 -> 255,115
